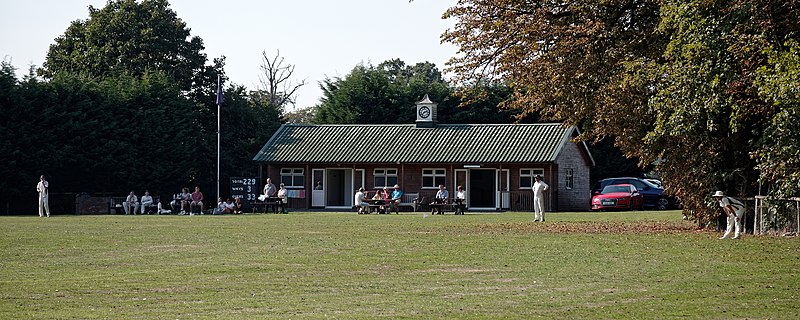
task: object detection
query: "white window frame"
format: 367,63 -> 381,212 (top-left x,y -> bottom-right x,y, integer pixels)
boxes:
422,168 -> 447,189
373,168 -> 398,189
565,168 -> 574,190
520,168 -> 545,190
280,168 -> 305,189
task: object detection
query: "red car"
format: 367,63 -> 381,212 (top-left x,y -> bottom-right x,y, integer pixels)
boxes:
591,184 -> 644,211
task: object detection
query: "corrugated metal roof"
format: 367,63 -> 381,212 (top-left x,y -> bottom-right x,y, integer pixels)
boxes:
253,123 -> 578,164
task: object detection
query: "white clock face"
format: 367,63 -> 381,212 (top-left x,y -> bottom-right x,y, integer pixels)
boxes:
418,106 -> 431,119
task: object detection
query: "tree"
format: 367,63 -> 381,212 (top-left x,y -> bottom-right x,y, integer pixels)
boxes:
40,0 -> 217,94
443,0 -> 800,223
313,59 -> 452,124
258,49 -> 307,108
0,66 -> 202,213
284,107 -> 316,124
754,40 -> 800,198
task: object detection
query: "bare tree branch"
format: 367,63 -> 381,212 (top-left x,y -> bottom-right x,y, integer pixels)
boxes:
258,49 -> 307,108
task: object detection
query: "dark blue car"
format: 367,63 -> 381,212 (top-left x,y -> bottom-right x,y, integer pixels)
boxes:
591,177 -> 672,210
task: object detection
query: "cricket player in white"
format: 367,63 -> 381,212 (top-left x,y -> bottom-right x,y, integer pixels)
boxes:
713,191 -> 744,239
37,175 -> 50,217
532,175 -> 549,222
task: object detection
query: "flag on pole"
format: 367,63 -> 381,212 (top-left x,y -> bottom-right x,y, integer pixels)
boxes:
216,75 -> 224,106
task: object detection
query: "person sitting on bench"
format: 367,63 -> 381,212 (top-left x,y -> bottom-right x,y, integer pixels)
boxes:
431,184 -> 449,215
140,190 -> 154,214
389,184 -> 403,214
123,191 -> 139,215
190,186 -> 204,215
454,185 -> 466,215
354,187 -> 369,214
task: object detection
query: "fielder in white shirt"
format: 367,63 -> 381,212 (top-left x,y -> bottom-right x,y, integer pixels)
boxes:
532,175 -> 549,222
36,175 -> 50,217
713,191 -> 744,239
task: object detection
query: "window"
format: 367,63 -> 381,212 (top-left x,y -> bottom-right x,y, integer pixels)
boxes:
520,168 -> 545,189
422,168 -> 446,188
373,168 -> 398,188
565,168 -> 574,189
280,168 -> 304,188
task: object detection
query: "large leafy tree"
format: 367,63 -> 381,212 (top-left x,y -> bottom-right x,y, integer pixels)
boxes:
754,40 -> 800,198
443,0 -> 800,222
40,0 -> 213,94
30,0 -> 242,205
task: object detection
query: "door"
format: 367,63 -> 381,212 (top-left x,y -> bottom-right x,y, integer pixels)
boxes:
499,169 -> 510,209
312,169 -> 324,207
325,169 -> 353,208
469,169 -> 496,209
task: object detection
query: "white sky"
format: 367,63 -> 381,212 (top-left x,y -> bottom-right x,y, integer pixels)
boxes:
0,0 -> 458,110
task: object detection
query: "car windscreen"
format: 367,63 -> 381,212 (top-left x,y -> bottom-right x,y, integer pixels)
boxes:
602,185 -> 631,194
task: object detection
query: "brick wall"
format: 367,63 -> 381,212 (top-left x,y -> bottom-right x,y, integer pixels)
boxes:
555,141 -> 592,211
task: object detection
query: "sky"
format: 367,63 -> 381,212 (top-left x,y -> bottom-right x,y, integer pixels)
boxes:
0,0 -> 459,111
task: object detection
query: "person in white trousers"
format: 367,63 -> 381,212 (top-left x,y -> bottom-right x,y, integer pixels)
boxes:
140,190 -> 153,214
123,191 -> 139,215
713,191 -> 744,239
532,175 -> 549,222
36,175 -> 50,217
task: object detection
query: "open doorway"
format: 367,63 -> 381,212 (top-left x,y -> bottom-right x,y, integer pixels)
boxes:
325,169 -> 353,208
469,169 -> 496,209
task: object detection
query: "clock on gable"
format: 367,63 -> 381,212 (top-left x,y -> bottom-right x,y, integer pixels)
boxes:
415,94 -> 437,127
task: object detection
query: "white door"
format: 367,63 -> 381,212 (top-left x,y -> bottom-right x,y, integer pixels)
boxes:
312,169 -> 325,207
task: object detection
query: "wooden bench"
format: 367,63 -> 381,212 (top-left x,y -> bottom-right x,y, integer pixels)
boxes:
252,198 -> 285,214
398,193 -> 419,212
109,197 -> 126,214
109,196 -> 161,214
429,199 -> 467,215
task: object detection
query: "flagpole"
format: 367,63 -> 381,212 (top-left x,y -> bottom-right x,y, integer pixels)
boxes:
216,75 -> 222,208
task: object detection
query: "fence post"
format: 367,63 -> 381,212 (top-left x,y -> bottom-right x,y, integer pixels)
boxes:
755,196 -> 761,235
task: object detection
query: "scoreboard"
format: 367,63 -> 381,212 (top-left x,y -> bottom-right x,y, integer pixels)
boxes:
230,177 -> 258,203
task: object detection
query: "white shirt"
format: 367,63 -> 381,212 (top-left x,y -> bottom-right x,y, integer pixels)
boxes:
435,189 -> 449,200
456,190 -> 466,200
718,196 -> 744,216
533,180 -> 549,197
126,194 -> 138,204
354,191 -> 366,205
37,181 -> 49,194
141,195 -> 153,204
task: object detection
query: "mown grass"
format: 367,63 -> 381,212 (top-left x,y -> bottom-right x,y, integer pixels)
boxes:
1,211 -> 798,319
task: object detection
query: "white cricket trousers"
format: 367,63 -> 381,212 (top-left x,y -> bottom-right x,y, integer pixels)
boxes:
39,193 -> 50,217
722,210 -> 743,239
533,195 -> 545,221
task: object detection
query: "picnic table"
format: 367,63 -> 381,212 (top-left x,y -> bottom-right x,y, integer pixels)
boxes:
252,197 -> 285,214
429,198 -> 467,215
366,198 -> 391,214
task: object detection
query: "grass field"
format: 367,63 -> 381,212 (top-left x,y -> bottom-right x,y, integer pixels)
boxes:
1,210 -> 798,319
